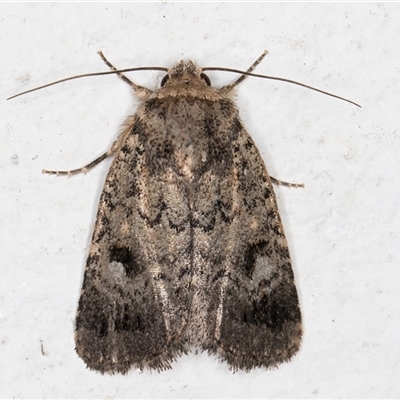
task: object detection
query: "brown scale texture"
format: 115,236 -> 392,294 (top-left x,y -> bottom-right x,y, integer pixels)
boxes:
75,60 -> 302,373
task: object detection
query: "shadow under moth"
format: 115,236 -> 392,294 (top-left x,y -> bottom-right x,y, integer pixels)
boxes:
10,51 -> 359,373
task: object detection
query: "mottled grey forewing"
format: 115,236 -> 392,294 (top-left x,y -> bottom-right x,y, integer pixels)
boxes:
191,115 -> 302,371
75,117 -> 191,373
75,76 -> 301,373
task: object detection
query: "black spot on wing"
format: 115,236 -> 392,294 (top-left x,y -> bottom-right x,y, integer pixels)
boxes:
241,241 -> 268,278
109,245 -> 144,277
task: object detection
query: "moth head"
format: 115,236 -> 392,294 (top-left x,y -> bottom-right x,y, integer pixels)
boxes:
160,60 -> 211,88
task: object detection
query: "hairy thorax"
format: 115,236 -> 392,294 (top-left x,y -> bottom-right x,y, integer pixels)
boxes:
139,95 -> 238,182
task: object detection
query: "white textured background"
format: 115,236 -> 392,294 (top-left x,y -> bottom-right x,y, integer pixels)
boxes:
1,3 -> 399,398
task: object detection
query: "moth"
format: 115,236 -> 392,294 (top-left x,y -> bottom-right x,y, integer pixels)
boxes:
10,51 -> 358,373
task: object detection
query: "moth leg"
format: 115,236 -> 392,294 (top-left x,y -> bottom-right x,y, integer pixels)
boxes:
42,151 -> 111,176
270,176 -> 304,188
42,126 -> 131,176
219,50 -> 269,94
43,53 -> 148,177
97,51 -> 152,96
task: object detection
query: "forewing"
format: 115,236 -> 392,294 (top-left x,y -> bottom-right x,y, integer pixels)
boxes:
191,116 -> 302,371
75,117 -> 191,373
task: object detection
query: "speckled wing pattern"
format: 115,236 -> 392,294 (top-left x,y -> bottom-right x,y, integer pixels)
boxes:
74,59 -> 302,373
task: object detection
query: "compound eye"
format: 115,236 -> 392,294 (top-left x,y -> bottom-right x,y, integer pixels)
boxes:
161,75 -> 169,87
200,73 -> 211,86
